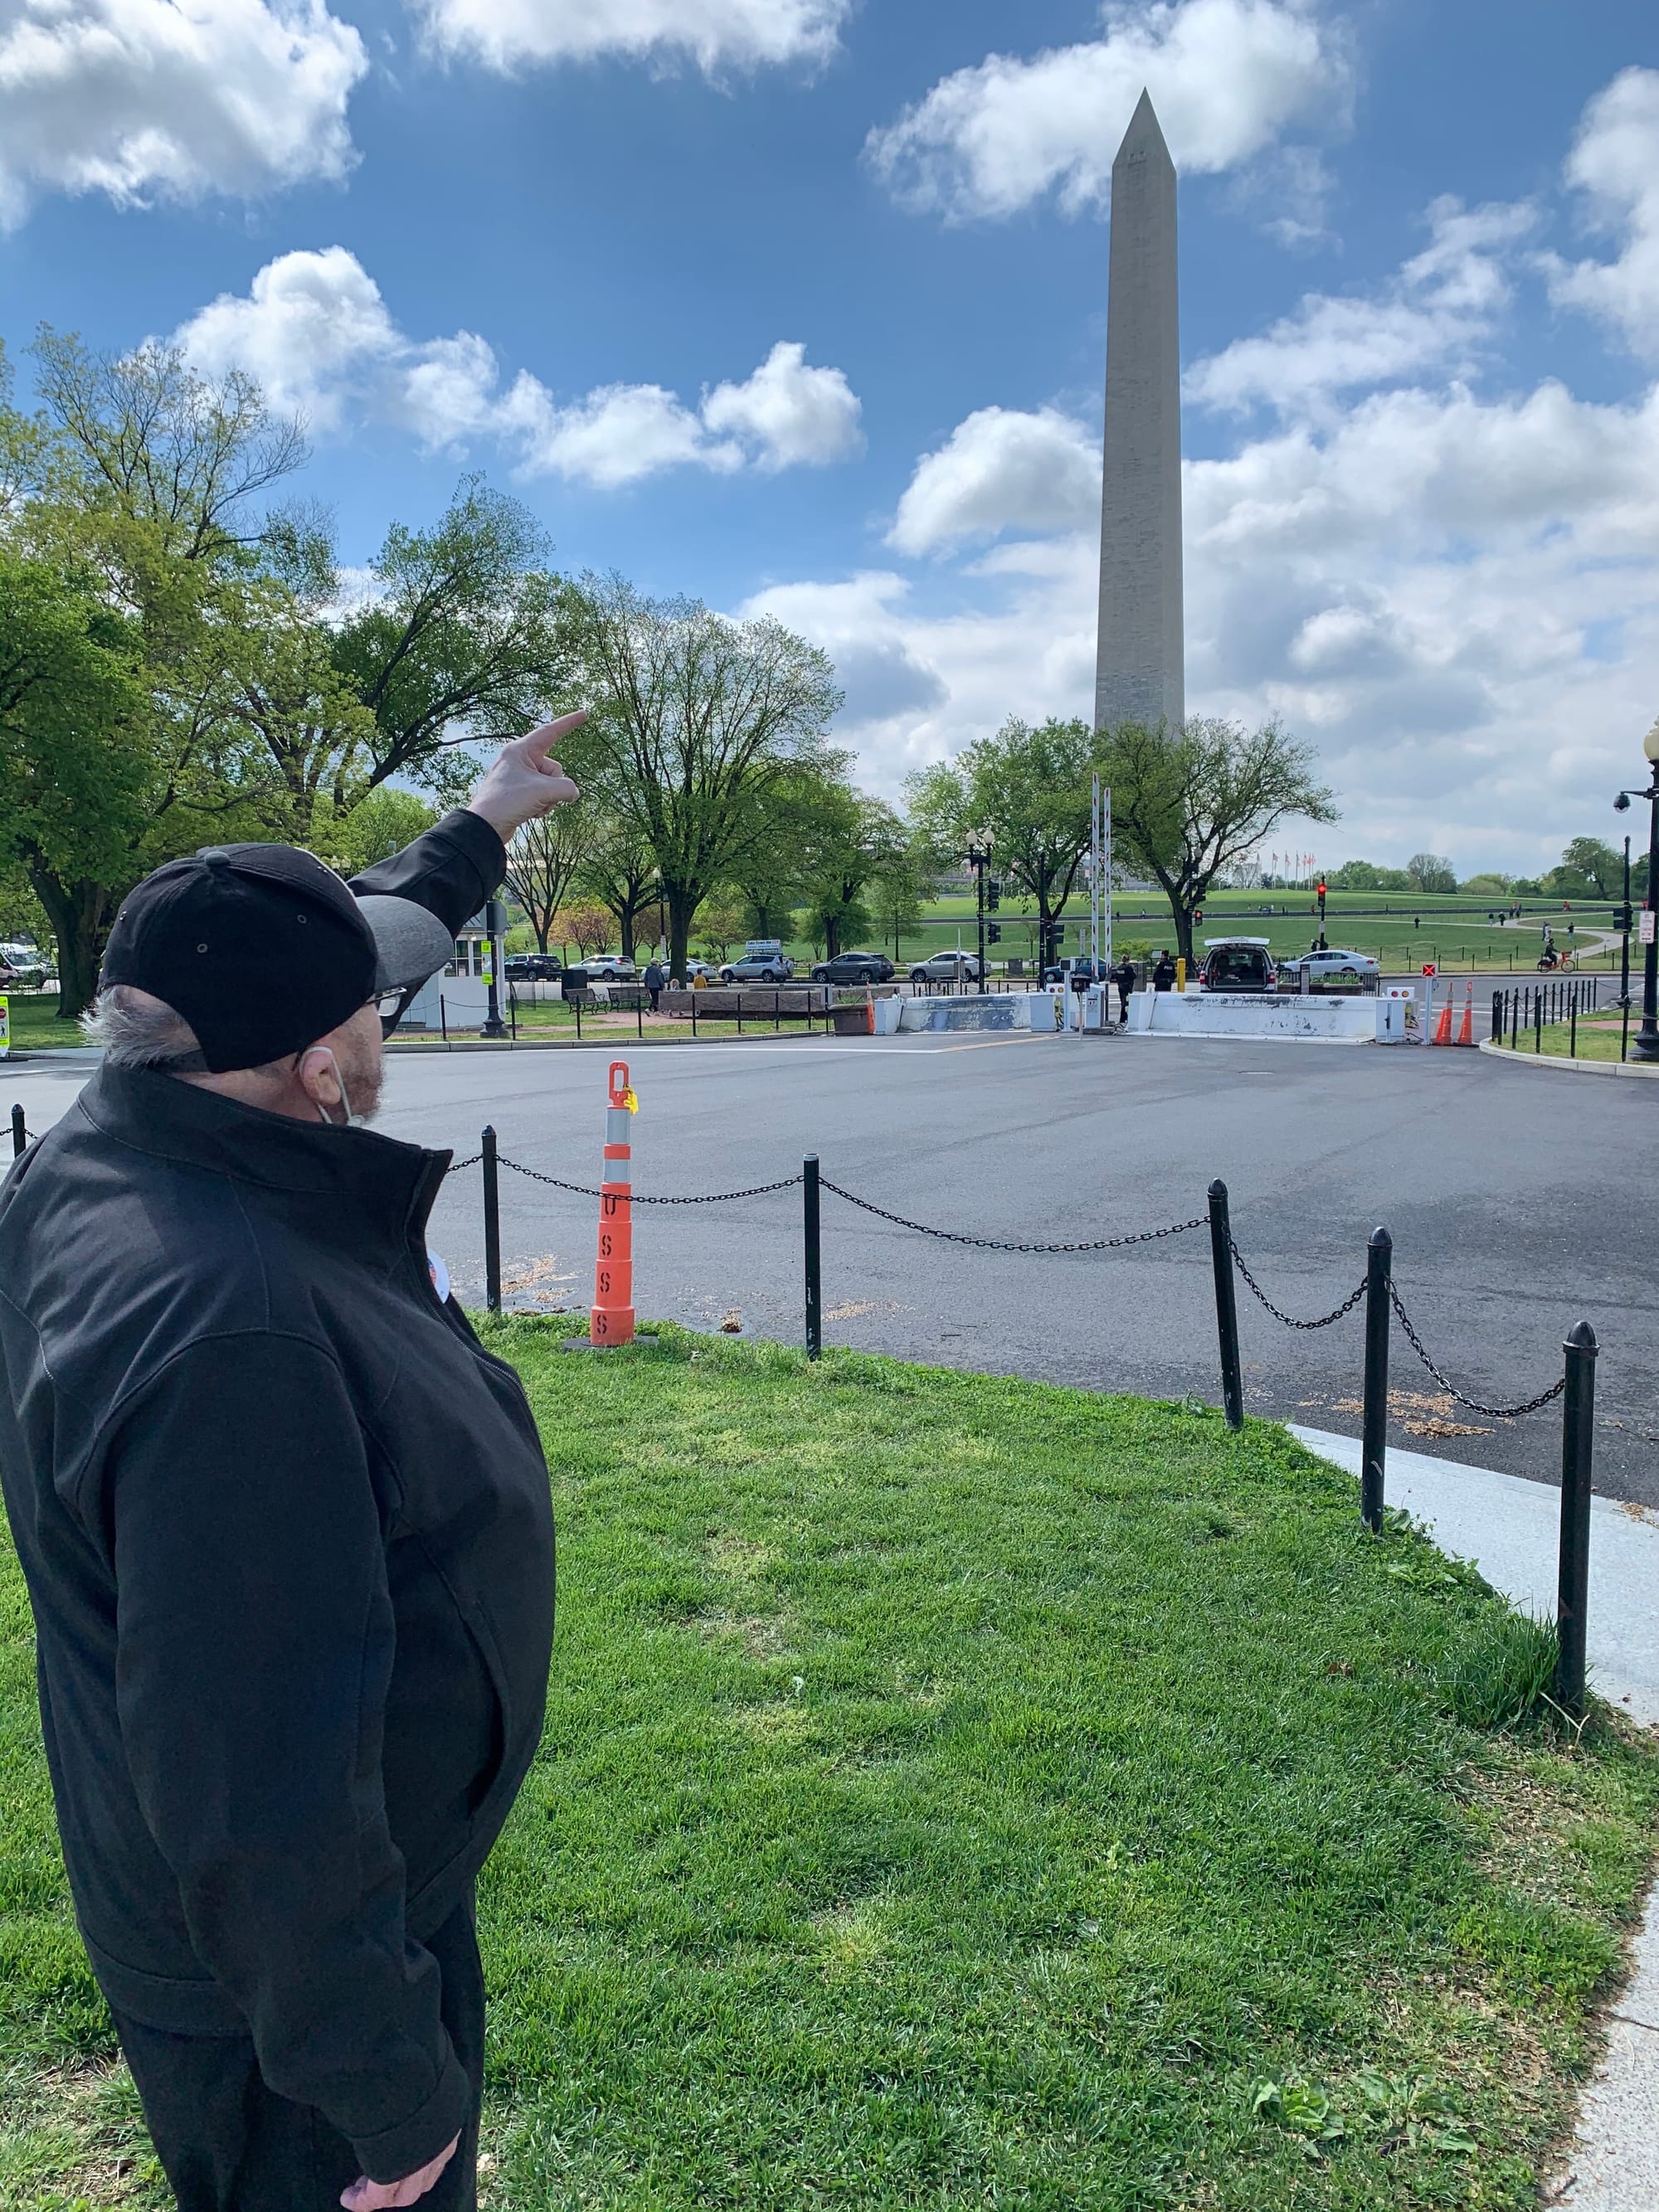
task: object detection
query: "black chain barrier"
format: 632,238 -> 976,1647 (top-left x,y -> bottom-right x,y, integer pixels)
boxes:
1228,1237 -> 1367,1331
1387,1280 -> 1566,1419
819,1175 -> 1205,1254
445,1153 -> 483,1174
496,1154 -> 804,1207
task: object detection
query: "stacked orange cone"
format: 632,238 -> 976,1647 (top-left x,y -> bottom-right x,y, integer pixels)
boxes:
1456,982 -> 1474,1047
1432,988 -> 1453,1045
591,1059 -> 638,1345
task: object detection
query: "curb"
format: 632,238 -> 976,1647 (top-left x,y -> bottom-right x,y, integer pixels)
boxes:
1550,1878 -> 1659,2208
387,1028 -> 836,1055
1477,1039 -> 1659,1079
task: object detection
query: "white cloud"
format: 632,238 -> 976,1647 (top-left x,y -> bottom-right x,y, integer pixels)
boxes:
1545,66 -> 1659,362
413,0 -> 848,77
174,248 -> 862,489
702,343 -> 864,470
866,0 -> 1347,223
176,246 -> 397,430
1185,197 -> 1534,418
0,0 -> 365,229
888,406 -> 1101,556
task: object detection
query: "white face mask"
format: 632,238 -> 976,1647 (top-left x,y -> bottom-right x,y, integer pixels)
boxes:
312,1048 -> 367,1130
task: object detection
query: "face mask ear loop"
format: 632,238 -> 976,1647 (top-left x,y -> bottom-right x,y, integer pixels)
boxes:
311,1048 -> 359,1130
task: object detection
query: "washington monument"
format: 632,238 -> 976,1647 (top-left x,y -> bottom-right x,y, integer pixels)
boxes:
1095,89 -> 1184,733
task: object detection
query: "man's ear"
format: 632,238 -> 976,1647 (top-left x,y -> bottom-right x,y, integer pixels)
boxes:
294,1045 -> 343,1113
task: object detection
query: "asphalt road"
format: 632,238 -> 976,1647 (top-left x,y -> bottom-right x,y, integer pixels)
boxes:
9,1031 -> 1656,1505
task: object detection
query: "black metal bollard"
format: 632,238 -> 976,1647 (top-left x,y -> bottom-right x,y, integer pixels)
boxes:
1554,1321 -> 1598,1714
1491,990 -> 1502,1043
10,1103 -> 24,1159
482,1125 -> 502,1315
1206,1179 -> 1243,1430
803,1155 -> 821,1359
1535,992 -> 1542,1054
1511,989 -> 1520,1048
1361,1228 -> 1392,1533
574,994 -> 582,1041
1570,988 -> 1578,1058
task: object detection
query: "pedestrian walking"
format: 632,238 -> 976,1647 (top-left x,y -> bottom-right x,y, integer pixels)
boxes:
0,714 -> 586,2212
642,956 -> 665,1013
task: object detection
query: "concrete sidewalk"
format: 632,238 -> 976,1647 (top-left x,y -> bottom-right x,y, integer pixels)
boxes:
1290,1428 -> 1658,2210
1289,1427 -> 1659,1724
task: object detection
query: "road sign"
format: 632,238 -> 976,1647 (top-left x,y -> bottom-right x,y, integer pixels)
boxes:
1421,962 -> 1437,976
1641,910 -> 1657,946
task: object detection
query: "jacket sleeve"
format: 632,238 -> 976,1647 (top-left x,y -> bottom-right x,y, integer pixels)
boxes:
348,809 -> 506,940
107,1332 -> 470,2180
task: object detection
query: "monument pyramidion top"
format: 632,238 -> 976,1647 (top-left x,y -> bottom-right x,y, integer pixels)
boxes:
1114,86 -> 1175,172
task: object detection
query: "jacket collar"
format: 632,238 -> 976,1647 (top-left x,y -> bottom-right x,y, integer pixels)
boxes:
76,1064 -> 451,1262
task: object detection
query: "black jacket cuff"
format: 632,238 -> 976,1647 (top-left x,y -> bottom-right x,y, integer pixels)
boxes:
353,2037 -> 471,2184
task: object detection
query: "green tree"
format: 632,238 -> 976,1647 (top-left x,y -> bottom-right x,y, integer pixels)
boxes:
17,332 -> 311,1011
578,814 -> 660,960
1461,871 -> 1512,896
0,552 -> 144,1012
907,717 -> 1098,958
1555,838 -> 1620,898
798,788 -> 910,959
508,798 -> 603,955
330,479 -> 576,800
320,787 -> 439,875
1330,859 -> 1382,890
1406,853 -> 1457,893
1099,718 -> 1338,963
572,576 -> 840,980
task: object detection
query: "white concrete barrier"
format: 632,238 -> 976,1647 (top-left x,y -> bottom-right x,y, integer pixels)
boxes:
894,992 -> 1055,1034
1125,989 -> 1406,1043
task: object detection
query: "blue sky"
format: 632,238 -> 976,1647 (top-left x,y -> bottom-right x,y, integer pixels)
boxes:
3,0 -> 1659,871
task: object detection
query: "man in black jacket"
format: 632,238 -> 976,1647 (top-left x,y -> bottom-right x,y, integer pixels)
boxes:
0,716 -> 583,2211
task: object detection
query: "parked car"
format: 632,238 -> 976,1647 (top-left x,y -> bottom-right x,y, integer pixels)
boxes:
683,958 -> 718,980
908,950 -> 981,984
810,950 -> 894,985
1196,937 -> 1277,994
718,953 -> 795,983
581,953 -> 637,980
1040,955 -> 1112,987
1277,947 -> 1379,983
504,953 -> 562,982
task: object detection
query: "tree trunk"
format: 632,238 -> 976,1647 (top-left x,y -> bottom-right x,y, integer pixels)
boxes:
28,862 -> 111,1021
1172,904 -> 1195,964
664,881 -> 698,983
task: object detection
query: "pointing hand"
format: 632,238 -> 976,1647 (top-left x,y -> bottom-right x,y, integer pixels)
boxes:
467,712 -> 585,839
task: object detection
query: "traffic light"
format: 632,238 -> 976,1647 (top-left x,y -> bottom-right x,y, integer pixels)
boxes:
986,878 -> 1001,912
987,922 -> 1001,944
1616,904 -> 1635,932
1192,907 -> 1204,926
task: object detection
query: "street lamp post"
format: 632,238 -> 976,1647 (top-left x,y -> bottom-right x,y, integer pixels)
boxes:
1614,717 -> 1659,1063
480,897 -> 508,1040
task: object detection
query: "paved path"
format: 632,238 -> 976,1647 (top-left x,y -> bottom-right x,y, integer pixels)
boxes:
8,1028 -> 1657,1501
1289,1427 -> 1659,1723
1291,1427 -> 1659,2210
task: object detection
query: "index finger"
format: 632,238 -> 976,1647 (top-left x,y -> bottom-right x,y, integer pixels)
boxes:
518,711 -> 587,766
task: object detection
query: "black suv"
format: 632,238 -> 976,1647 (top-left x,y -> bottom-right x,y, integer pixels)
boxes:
504,954 -> 562,982
810,950 -> 895,985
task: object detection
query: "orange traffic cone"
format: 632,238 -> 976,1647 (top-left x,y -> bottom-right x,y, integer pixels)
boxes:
1456,982 -> 1474,1047
590,1059 -> 638,1346
1432,989 -> 1452,1046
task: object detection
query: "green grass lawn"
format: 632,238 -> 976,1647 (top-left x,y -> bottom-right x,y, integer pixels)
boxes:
1498,1020 -> 1637,1066
3,1328 -> 1657,2209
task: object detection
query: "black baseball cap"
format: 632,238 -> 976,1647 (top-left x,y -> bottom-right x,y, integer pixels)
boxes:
101,843 -> 457,1072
